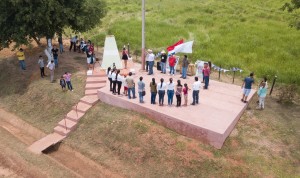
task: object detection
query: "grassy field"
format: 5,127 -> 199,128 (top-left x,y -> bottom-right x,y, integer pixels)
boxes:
65,98 -> 300,177
0,43 -> 299,177
80,0 -> 300,85
0,45 -> 87,133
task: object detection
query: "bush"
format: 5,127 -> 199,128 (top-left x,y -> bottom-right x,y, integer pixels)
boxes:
277,84 -> 298,103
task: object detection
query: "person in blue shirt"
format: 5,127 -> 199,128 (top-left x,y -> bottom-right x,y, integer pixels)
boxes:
257,80 -> 267,110
241,72 -> 254,103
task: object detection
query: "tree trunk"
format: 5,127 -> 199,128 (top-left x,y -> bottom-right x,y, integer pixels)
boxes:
45,38 -> 53,63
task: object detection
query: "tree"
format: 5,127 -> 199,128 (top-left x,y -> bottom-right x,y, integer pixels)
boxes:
282,0 -> 300,29
0,0 -> 106,50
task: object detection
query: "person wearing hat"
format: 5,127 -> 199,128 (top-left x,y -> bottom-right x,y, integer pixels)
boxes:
17,48 -> 26,70
160,50 -> 167,74
146,49 -> 155,75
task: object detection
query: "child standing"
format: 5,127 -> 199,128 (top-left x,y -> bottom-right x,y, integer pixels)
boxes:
60,76 -> 66,91
257,82 -> 267,110
183,83 -> 190,106
123,75 -> 128,96
38,55 -> 45,78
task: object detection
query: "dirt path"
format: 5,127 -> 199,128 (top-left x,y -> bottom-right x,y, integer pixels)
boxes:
0,107 -> 123,178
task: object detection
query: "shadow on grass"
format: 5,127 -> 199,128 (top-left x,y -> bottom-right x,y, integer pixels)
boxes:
0,49 -> 86,97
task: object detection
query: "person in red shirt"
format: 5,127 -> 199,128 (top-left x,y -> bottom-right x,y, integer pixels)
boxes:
202,63 -> 210,89
168,54 -> 176,76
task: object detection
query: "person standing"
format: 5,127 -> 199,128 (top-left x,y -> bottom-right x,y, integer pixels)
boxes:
17,48 -> 26,70
117,71 -> 123,95
257,81 -> 267,110
191,77 -> 201,105
241,72 -> 254,103
69,35 -> 77,52
63,72 -> 74,91
181,55 -> 189,79
203,62 -> 210,89
150,78 -> 157,104
47,60 -> 55,83
58,35 -> 64,54
38,55 -> 45,78
121,47 -> 129,69
167,78 -> 175,106
146,49 -> 155,75
59,76 -> 66,91
175,80 -> 183,107
138,77 -> 145,103
157,78 -> 167,106
160,50 -> 167,74
183,83 -> 190,106
126,72 -> 136,99
107,67 -> 113,91
169,54 -> 176,76
52,45 -> 59,67
111,69 -> 117,94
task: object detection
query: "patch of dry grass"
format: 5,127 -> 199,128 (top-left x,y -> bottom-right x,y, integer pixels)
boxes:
0,46 -> 87,133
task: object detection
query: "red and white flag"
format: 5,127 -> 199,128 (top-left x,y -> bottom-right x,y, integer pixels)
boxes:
167,39 -> 184,52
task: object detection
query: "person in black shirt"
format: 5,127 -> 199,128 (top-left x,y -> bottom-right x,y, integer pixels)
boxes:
160,50 -> 167,74
51,45 -> 59,67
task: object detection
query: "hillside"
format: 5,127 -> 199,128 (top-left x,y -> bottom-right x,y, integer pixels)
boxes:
82,0 -> 300,85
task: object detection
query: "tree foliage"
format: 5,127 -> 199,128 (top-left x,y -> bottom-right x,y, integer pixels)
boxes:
282,0 -> 300,29
0,0 -> 106,49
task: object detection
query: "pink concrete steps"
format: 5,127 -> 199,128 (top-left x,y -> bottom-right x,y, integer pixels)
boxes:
80,95 -> 99,105
85,89 -> 99,96
85,83 -> 106,90
66,110 -> 85,122
28,133 -> 66,154
72,102 -> 92,113
86,77 -> 107,83
58,118 -> 77,131
54,125 -> 72,136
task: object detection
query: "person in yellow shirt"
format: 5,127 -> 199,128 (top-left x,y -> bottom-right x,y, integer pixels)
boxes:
17,48 -> 26,70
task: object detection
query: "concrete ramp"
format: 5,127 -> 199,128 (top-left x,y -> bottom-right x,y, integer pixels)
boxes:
28,133 -> 65,154
101,35 -> 123,69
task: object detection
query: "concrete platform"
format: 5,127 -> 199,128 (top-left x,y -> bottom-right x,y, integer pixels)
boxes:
98,63 -> 256,149
28,133 -> 66,154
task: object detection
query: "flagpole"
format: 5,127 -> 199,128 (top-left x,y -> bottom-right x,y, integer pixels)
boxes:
141,0 -> 145,70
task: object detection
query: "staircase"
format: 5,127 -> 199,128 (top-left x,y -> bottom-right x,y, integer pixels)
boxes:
28,63 -> 107,154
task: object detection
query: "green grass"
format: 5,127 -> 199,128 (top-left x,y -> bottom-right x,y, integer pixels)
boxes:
65,98 -> 300,177
82,0 -> 300,85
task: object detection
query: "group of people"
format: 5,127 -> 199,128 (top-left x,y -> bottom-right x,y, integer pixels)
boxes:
241,72 -> 268,110
107,67 -> 204,107
70,36 -> 96,69
144,49 -> 211,90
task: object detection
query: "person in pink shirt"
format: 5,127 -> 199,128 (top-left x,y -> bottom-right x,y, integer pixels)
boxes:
63,72 -> 74,91
202,63 -> 210,89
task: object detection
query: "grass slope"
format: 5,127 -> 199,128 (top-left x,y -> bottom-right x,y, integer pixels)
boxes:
82,0 -> 300,84
66,99 -> 300,177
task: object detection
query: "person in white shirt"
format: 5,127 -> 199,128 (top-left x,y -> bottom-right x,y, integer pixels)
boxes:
117,70 -> 123,95
47,60 -> 55,83
38,55 -> 45,78
146,49 -> 155,75
157,78 -> 167,106
167,78 -> 175,106
191,76 -> 201,105
107,67 -> 113,91
111,69 -> 117,94
69,35 -> 78,52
